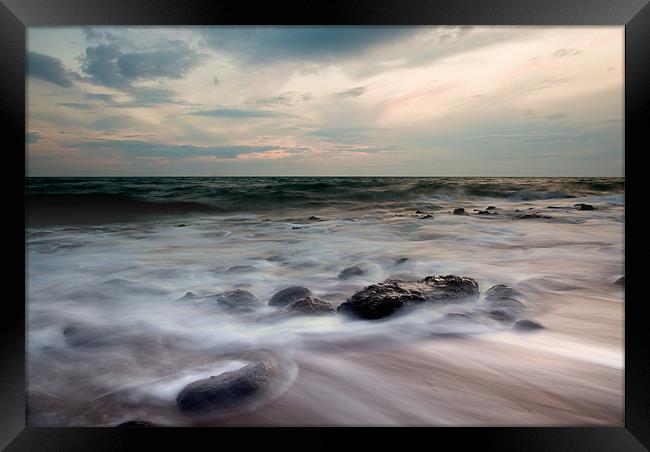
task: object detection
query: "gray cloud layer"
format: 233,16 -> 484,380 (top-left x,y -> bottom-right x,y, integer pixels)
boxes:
27,52 -> 76,87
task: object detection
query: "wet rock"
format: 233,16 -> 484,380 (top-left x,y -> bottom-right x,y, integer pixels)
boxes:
177,291 -> 198,301
486,206 -> 496,210
308,216 -> 323,221
268,286 -> 312,307
286,297 -> 335,315
415,210 -> 425,214
514,213 -> 551,220
177,361 -> 274,412
574,203 -> 595,211
487,310 -> 515,322
476,210 -> 492,215
338,274 -> 479,320
117,420 -> 155,427
453,208 -> 466,215
485,284 -> 523,301
291,226 -> 303,230
176,224 -> 187,228
419,214 -> 433,219
547,206 -> 562,209
338,265 -> 367,280
615,276 -> 625,286
443,312 -> 473,321
394,257 -> 409,266
484,284 -> 527,311
513,319 -> 544,331
227,265 -> 257,273
209,289 -> 259,309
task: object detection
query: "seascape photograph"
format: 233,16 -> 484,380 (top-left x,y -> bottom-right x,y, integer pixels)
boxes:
26,26 -> 624,426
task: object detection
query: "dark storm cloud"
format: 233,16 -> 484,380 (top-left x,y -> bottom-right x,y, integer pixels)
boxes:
334,86 -> 366,99
79,40 -> 206,89
73,139 -> 308,159
27,52 -> 77,87
199,27 -> 418,63
191,108 -> 287,118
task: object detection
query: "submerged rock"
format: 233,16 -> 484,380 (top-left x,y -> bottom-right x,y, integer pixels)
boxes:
486,206 -> 496,210
394,257 -> 409,266
176,361 -> 274,412
227,265 -> 257,273
513,319 -> 544,331
338,265 -> 367,280
615,276 -> 625,286
483,284 -> 527,311
177,291 -> 198,301
453,208 -> 466,215
287,297 -> 335,315
338,274 -> 479,320
487,310 -> 515,322
268,286 -> 312,307
209,289 -> 259,309
485,284 -> 523,301
419,214 -> 433,219
574,203 -> 595,211
514,213 -> 551,220
117,420 -> 155,427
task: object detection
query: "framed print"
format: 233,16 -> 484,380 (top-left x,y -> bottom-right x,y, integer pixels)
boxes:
1,0 -> 649,449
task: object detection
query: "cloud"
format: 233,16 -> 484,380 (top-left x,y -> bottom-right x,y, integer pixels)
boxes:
191,108 -> 287,118
553,48 -> 582,58
200,27 -> 418,64
57,102 -> 95,110
252,91 -> 313,107
27,52 -> 77,87
307,126 -> 377,143
334,86 -> 366,99
86,92 -> 118,105
79,40 -> 206,89
26,131 -> 41,143
73,139 -> 308,159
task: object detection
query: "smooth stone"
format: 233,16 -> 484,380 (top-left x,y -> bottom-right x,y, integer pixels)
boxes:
337,265 -> 367,280
117,420 -> 155,427
486,206 -> 496,210
268,286 -> 312,307
453,208 -> 466,215
574,203 -> 595,210
176,224 -> 187,228
286,297 -> 335,315
485,284 -> 523,301
513,319 -> 544,331
209,289 -> 258,309
338,274 -> 479,320
227,265 -> 257,273
487,310 -> 515,322
176,362 -> 274,412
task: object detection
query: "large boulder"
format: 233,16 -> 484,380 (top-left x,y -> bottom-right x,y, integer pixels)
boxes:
338,275 -> 479,320
268,286 -> 312,307
286,297 -> 335,315
337,265 -> 367,280
177,362 -> 274,412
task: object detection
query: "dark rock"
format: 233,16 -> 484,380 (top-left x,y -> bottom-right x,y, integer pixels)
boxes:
176,224 -> 187,228
338,274 -> 479,320
268,286 -> 312,307
574,203 -> 595,211
177,291 -> 198,301
209,289 -> 258,309
177,362 -> 274,412
419,214 -> 433,219
308,216 -> 323,221
514,213 -> 551,220
394,257 -> 409,266
487,310 -> 515,322
287,297 -> 335,315
513,319 -> 544,331
338,265 -> 367,280
485,284 -> 523,301
415,210 -> 424,214
486,206 -> 496,210
292,226 -> 303,230
615,276 -> 625,286
117,420 -> 155,427
547,206 -> 562,209
453,208 -> 466,215
476,210 -> 491,215
227,265 -> 257,273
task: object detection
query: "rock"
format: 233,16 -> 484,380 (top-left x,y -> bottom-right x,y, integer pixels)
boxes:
415,210 -> 424,214
177,291 -> 198,301
268,286 -> 312,307
227,265 -> 257,273
574,203 -> 595,211
176,224 -> 187,228
62,324 -> 112,347
484,284 -> 527,311
394,257 -> 409,266
291,226 -> 303,230
338,274 -> 479,320
443,312 -> 473,321
615,276 -> 625,286
476,210 -> 491,215
486,206 -> 496,210
514,213 -> 551,220
177,362 -> 274,412
419,214 -> 433,219
338,265 -> 367,280
487,310 -> 515,322
547,206 -> 562,209
117,420 -> 155,427
513,319 -> 544,331
209,289 -> 258,309
308,216 -> 323,221
485,284 -> 523,301
453,208 -> 466,215
286,297 -> 335,315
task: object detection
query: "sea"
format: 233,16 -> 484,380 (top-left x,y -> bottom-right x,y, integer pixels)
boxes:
25,177 -> 625,426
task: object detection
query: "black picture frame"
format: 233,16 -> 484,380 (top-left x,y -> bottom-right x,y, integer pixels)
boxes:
2,0 -> 648,449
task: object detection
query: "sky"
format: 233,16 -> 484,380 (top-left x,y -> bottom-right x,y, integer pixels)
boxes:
26,26 -> 623,176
